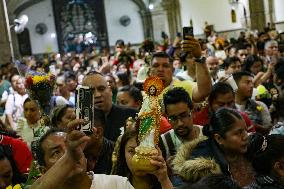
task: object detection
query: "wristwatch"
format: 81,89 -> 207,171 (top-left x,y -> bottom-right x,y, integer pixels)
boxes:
194,56 -> 206,64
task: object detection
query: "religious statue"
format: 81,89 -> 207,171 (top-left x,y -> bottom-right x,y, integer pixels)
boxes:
132,76 -> 164,171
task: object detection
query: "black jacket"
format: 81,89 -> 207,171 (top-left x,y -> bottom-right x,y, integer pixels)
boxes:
104,104 -> 137,142
93,137 -> 114,174
244,175 -> 284,189
173,136 -> 224,183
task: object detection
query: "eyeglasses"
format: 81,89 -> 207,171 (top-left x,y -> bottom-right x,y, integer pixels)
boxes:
168,111 -> 191,124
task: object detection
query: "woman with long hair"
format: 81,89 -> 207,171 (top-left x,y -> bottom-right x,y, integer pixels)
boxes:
173,107 -> 255,187
112,128 -> 173,189
0,145 -> 27,189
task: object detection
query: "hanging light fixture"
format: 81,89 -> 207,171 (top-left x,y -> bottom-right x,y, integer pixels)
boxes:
2,0 -> 29,62
148,0 -> 154,10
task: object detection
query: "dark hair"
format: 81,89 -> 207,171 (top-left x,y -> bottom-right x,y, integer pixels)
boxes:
23,98 -> 39,108
33,128 -> 64,166
203,108 -> 242,138
86,70 -> 103,77
115,128 -> 138,177
222,56 -> 241,69
247,134 -> 284,175
258,32 -> 266,38
117,52 -> 132,66
23,98 -> 32,106
115,39 -> 125,47
9,73 -> 20,83
275,58 -> 284,80
0,145 -> 27,184
232,71 -> 253,84
181,174 -> 241,189
119,86 -> 143,103
116,71 -> 130,86
208,83 -> 234,105
150,51 -> 173,65
65,71 -> 76,81
51,104 -> 74,128
115,128 -> 161,188
236,43 -> 249,52
163,87 -> 193,114
242,55 -> 263,73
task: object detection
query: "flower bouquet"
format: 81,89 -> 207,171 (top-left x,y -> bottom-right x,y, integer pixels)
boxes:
24,71 -> 56,118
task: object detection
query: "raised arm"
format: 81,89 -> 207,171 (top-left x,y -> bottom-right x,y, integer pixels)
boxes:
182,36 -> 212,102
30,131 -> 90,189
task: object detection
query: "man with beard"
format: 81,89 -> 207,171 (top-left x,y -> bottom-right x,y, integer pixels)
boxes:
205,56 -> 219,82
159,87 -> 202,160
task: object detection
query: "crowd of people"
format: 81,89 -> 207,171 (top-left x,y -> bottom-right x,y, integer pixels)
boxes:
0,26 -> 284,189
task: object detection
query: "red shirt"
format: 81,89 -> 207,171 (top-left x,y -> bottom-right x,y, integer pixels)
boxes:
0,135 -> 33,173
160,116 -> 172,134
193,106 -> 256,133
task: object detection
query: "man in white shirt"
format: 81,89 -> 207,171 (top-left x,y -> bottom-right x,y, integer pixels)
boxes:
30,127 -> 134,189
5,77 -> 28,129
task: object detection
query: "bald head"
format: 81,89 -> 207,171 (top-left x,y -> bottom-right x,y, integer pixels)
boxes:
82,73 -> 113,114
206,56 -> 219,78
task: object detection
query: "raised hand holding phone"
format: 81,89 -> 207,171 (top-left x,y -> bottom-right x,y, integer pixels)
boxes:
181,26 -> 202,58
75,86 -> 94,135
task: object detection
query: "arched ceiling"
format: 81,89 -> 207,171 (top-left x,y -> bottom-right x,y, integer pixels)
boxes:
7,0 -> 154,39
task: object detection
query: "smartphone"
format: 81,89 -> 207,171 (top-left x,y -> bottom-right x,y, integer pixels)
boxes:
75,85 -> 94,135
176,32 -> 182,38
183,26 -> 194,39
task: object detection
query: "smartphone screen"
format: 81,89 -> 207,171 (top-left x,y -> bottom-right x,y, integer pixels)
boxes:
75,86 -> 94,135
183,26 -> 194,39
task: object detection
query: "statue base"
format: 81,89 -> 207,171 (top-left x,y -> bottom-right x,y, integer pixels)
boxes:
131,147 -> 158,172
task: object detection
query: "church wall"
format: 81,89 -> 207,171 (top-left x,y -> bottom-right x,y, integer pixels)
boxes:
274,0 -> 284,31
179,0 -> 249,37
19,0 -> 58,54
104,0 -> 144,46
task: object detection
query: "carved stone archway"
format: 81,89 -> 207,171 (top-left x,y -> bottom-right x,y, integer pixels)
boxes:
12,0 -> 154,42
161,0 -> 182,40
0,0 -> 154,61
131,0 -> 154,40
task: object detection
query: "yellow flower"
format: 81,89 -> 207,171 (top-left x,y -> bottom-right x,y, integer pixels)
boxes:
256,105 -> 263,111
32,75 -> 49,84
13,184 -> 22,189
5,184 -> 22,189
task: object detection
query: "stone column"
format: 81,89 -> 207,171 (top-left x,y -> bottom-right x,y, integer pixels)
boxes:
139,9 -> 154,40
131,0 -> 154,40
268,0 -> 275,28
151,5 -> 169,42
0,0 -> 12,65
161,0 -> 182,41
249,0 -> 266,31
